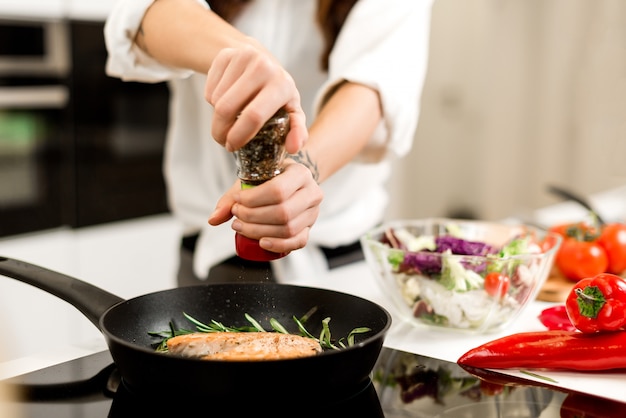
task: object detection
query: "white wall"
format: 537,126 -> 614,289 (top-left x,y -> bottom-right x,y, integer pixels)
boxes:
386,0 -> 626,222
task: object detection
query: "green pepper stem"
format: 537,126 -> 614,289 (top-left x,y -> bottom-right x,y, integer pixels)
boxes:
575,286 -> 606,319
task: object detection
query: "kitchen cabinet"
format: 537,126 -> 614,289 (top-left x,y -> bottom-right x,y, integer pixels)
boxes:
0,0 -> 115,21
0,0 -> 65,20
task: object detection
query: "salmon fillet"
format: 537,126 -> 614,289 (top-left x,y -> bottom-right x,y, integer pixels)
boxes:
166,332 -> 323,361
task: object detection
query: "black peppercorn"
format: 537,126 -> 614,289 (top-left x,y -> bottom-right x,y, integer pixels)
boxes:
234,108 -> 289,186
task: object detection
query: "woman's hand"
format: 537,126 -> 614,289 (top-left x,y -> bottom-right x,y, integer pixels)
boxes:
208,162 -> 323,254
134,0 -> 307,153
204,45 -> 308,155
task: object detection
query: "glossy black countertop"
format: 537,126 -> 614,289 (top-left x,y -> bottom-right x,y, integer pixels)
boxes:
3,346 -> 625,418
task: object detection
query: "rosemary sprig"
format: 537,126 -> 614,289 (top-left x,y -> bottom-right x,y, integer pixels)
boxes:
520,370 -> 559,383
269,318 -> 289,334
148,307 -> 371,353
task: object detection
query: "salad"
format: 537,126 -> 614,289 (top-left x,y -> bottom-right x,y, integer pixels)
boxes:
373,350 -> 480,405
372,222 -> 545,330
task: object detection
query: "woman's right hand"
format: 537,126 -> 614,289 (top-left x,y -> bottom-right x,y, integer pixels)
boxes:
204,44 -> 308,155
208,162 -> 323,255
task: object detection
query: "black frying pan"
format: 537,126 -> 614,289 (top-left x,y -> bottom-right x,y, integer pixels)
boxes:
0,256 -> 391,399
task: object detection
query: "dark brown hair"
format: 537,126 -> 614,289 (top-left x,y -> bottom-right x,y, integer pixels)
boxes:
206,0 -> 358,71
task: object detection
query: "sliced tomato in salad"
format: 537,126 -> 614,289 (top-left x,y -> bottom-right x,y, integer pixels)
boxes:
484,272 -> 510,298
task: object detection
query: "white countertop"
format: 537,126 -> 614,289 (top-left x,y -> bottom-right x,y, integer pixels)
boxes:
0,185 -> 625,404
319,262 -> 626,405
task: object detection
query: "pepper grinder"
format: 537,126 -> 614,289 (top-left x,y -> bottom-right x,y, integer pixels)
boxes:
233,108 -> 289,261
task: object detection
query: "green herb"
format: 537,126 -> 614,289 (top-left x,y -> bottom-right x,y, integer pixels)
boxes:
269,318 -> 288,334
520,370 -> 559,383
245,313 -> 266,332
148,307 -> 371,353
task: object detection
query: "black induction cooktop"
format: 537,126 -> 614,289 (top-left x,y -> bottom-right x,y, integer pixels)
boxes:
2,346 -> 625,418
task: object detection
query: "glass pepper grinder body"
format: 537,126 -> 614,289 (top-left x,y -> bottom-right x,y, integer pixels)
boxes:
233,108 -> 289,261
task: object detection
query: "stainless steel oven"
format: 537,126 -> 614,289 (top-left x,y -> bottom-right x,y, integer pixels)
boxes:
0,18 -> 69,75
0,18 -> 170,237
0,18 -> 72,236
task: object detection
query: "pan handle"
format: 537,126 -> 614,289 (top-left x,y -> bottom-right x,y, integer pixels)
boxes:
0,256 -> 125,330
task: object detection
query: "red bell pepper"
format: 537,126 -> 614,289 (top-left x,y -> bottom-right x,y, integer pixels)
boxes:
565,273 -> 626,333
457,330 -> 626,371
537,305 -> 576,331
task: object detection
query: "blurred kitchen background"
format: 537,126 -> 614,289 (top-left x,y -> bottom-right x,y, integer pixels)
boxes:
1,0 -> 625,236
387,0 -> 626,222
0,0 -> 168,238
0,0 -> 625,362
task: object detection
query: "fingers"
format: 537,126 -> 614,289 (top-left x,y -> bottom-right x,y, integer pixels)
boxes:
259,227 -> 311,254
205,45 -> 307,152
229,164 -> 322,253
284,108 -> 307,154
207,182 -> 239,226
233,213 -> 316,254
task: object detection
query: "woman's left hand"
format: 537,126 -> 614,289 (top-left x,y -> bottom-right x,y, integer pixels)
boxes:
208,162 -> 323,254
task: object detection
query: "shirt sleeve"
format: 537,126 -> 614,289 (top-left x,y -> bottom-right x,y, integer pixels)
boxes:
314,0 -> 434,161
104,0 -> 209,82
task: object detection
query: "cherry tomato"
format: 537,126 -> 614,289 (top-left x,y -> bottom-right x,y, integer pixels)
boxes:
597,223 -> 626,274
484,272 -> 510,298
549,222 -> 598,241
540,232 -> 563,253
549,223 -> 573,237
555,238 -> 608,281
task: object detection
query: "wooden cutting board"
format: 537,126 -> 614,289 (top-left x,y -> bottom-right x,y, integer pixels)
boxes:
537,268 -> 574,302
538,268 -> 626,302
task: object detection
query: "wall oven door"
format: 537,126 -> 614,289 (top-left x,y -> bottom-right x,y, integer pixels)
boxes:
70,21 -> 170,227
0,19 -> 170,238
0,19 -> 73,236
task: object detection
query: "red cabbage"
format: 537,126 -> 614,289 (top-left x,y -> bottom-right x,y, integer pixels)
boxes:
396,235 -> 498,275
434,236 -> 497,257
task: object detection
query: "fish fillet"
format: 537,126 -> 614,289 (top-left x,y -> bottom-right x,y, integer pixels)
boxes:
166,332 -> 323,361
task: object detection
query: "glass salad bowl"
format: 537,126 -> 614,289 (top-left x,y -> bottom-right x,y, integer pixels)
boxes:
360,218 -> 562,333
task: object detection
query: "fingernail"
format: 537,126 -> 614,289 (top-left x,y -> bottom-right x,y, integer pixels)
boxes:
232,219 -> 242,231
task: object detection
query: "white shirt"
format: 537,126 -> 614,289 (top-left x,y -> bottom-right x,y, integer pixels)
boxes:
104,0 -> 433,281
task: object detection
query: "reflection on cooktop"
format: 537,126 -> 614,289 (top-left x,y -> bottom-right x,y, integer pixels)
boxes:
2,347 -> 626,417
2,350 -> 383,418
374,349 -> 560,417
